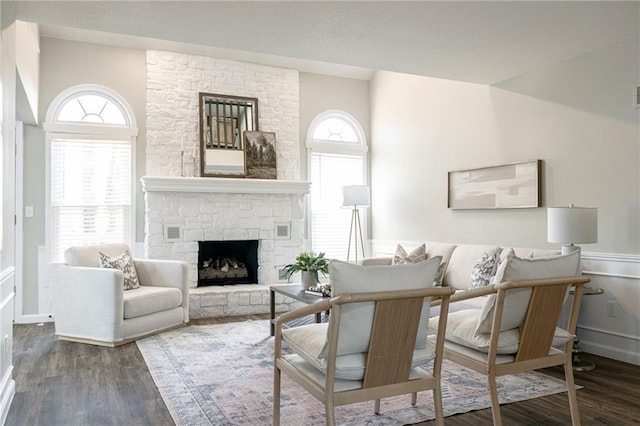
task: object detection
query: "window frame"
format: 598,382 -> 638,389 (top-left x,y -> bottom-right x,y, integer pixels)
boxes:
44,85 -> 138,261
306,110 -> 368,258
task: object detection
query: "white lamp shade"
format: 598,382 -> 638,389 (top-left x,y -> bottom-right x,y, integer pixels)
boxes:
547,206 -> 598,244
342,185 -> 370,207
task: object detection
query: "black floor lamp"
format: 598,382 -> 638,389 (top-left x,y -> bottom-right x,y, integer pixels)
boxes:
342,185 -> 370,263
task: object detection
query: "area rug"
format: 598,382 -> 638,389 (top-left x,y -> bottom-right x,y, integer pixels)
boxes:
137,320 -> 574,425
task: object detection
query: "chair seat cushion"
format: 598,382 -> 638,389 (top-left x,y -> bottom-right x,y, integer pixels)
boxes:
281,353 -> 431,392
123,286 -> 183,319
429,336 -> 566,365
429,309 -> 572,354
283,323 -> 434,380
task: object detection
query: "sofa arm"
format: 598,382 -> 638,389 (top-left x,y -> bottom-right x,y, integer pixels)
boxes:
134,259 -> 189,322
49,262 -> 124,342
360,257 -> 393,266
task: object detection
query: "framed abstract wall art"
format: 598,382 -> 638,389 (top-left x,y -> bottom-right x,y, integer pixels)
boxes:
448,160 -> 542,209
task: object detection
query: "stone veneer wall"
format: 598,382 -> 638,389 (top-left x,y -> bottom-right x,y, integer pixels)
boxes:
145,50 -> 300,179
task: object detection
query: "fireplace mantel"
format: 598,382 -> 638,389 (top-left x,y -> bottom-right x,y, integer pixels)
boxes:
140,176 -> 311,195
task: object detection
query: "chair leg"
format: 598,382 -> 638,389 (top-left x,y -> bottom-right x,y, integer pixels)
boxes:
432,388 -> 444,426
273,366 -> 281,426
374,399 -> 380,414
411,392 -> 417,406
488,375 -> 502,426
564,359 -> 582,426
325,400 -> 336,426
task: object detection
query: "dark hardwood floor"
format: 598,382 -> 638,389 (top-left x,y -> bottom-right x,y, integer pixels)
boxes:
7,315 -> 640,425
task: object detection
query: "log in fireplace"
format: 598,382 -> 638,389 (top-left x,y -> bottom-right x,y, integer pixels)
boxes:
197,240 -> 259,286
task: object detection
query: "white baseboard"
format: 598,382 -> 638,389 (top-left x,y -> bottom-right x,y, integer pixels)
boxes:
579,339 -> 640,366
0,366 -> 15,425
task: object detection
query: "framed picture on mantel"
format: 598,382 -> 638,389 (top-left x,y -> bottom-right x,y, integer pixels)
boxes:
244,131 -> 277,179
448,159 -> 542,209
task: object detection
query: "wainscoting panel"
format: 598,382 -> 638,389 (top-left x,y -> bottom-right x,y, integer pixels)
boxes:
0,267 -> 16,424
580,253 -> 640,365
371,240 -> 640,365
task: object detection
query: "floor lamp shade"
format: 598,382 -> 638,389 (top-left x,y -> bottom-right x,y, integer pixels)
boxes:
547,206 -> 597,254
341,185 -> 369,262
342,185 -> 370,207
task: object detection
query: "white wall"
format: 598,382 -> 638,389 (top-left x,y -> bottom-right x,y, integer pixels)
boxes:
370,36 -> 640,363
15,20 -> 38,123
298,72 -> 370,180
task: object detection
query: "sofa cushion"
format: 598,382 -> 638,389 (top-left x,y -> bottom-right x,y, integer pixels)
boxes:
322,258 -> 440,359
475,250 -> 581,335
510,247 -> 560,259
469,252 -> 499,288
429,309 -> 572,354
123,285 -> 183,319
99,249 -> 140,290
392,243 -> 426,264
65,243 -> 131,267
284,323 -> 434,380
443,245 -> 502,290
425,242 -> 457,266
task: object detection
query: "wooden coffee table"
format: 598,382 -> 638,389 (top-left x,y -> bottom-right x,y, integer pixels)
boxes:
269,284 -> 328,336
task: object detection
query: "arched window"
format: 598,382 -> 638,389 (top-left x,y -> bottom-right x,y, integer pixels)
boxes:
44,85 -> 138,261
307,111 -> 367,260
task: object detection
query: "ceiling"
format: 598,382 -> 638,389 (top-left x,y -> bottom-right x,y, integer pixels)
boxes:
8,1 -> 640,84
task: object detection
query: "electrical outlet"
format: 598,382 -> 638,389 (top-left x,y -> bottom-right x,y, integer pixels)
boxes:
606,301 -> 617,318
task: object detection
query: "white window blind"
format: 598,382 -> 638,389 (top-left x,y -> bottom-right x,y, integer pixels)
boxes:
310,152 -> 365,260
50,138 -> 131,261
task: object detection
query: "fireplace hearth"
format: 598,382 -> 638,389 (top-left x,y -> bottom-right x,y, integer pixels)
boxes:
198,240 -> 259,286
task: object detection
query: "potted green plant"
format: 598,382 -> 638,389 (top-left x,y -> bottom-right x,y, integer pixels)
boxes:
282,251 -> 330,289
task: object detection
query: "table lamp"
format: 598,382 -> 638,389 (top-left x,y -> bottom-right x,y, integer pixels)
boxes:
547,205 -> 598,256
547,204 -> 599,372
342,185 -> 370,263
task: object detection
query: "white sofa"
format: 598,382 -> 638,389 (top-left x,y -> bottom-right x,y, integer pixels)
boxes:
49,243 -> 189,347
362,242 -> 581,352
361,242 -> 575,315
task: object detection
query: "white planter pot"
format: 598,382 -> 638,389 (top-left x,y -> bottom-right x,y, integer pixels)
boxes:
301,271 -> 317,290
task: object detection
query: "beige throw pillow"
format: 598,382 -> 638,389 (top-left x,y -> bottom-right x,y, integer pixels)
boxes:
392,243 -> 427,265
98,249 -> 140,290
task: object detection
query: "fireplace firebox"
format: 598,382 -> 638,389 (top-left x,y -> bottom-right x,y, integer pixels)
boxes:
198,240 -> 259,286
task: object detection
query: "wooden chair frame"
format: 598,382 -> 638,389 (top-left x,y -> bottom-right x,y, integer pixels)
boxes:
274,286 -> 455,426
431,275 -> 590,426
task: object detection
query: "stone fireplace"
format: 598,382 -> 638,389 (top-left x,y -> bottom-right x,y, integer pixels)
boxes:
141,177 -> 310,318
141,176 -> 310,287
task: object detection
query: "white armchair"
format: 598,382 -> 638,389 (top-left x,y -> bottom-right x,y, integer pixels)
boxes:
49,243 -> 189,347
